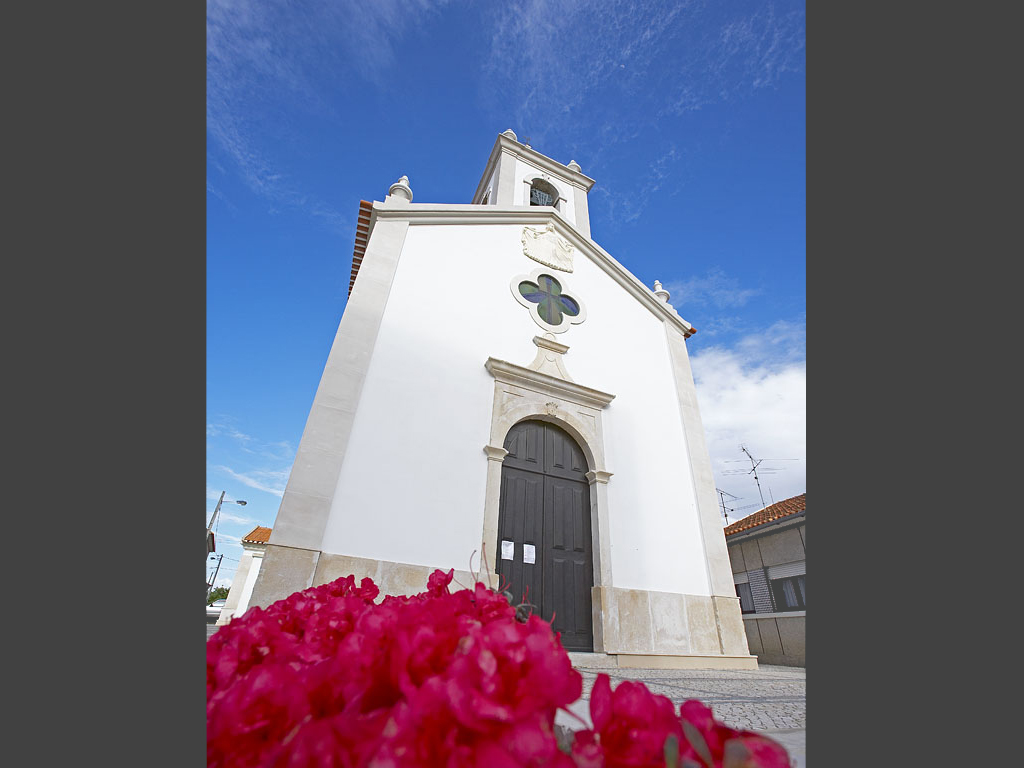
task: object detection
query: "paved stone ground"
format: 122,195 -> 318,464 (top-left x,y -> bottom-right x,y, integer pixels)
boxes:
564,663 -> 806,767
571,664 -> 805,731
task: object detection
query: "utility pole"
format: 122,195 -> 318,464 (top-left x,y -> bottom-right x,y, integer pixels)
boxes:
206,491 -> 247,554
205,492 -> 246,598
207,491 -> 226,539
207,554 -> 224,600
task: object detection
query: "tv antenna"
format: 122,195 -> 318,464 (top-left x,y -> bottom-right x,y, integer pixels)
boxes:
722,445 -> 798,511
715,488 -> 759,525
716,488 -> 739,524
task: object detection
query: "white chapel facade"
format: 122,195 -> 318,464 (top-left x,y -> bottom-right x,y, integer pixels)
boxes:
249,130 -> 754,668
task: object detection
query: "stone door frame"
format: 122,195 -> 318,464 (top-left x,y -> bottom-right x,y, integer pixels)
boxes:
481,351 -> 615,650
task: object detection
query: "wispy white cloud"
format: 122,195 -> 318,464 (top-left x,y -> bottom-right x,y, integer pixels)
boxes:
207,421 -> 295,460
207,422 -> 254,445
218,510 -> 257,526
665,268 -> 762,311
484,0 -> 690,124
481,1 -> 804,222
714,4 -> 805,93
206,0 -> 448,227
689,319 -> 806,518
689,314 -> 746,339
212,531 -> 242,547
594,145 -> 683,224
212,465 -> 290,498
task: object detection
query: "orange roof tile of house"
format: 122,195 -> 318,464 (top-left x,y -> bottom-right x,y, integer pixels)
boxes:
348,200 -> 373,297
241,526 -> 272,544
724,493 -> 805,537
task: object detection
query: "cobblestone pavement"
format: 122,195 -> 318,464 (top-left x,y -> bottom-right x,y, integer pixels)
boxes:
565,663 -> 806,767
571,664 -> 805,731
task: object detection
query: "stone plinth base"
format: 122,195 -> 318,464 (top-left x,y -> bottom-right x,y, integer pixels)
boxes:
249,548 -> 756,669
593,585 -> 754,661
568,651 -> 757,671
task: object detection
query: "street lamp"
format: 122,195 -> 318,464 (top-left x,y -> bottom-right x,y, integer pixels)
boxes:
207,491 -> 248,541
206,491 -> 247,599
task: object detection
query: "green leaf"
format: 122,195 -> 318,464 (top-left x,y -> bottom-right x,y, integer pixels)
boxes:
681,720 -> 714,768
664,734 -> 680,768
722,739 -> 754,768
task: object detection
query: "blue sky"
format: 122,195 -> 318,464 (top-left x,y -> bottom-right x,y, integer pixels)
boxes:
207,0 -> 805,587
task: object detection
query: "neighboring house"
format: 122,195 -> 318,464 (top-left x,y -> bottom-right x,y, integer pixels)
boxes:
216,526 -> 271,626
725,493 -> 805,667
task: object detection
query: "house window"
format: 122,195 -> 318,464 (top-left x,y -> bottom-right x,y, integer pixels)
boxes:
735,582 -> 755,614
529,179 -> 559,208
770,574 -> 806,612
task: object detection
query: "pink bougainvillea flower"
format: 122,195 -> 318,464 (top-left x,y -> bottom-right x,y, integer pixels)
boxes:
208,569 -> 584,768
579,674 -> 682,767
676,699 -> 790,768
208,571 -> 787,768
574,674 -> 789,768
569,729 -> 605,768
426,566 -> 455,595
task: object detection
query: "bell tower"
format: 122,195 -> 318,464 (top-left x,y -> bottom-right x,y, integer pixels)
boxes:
471,129 -> 596,238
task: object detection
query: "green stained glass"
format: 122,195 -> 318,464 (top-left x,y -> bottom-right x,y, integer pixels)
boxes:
517,274 -> 580,326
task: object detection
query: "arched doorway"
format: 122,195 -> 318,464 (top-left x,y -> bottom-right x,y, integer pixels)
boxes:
497,419 -> 594,651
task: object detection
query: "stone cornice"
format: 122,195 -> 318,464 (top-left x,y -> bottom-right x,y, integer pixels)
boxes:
485,357 -> 615,410
370,203 -> 695,336
472,134 -> 596,203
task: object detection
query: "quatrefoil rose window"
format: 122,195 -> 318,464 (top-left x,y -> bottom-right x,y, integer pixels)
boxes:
510,269 -> 587,333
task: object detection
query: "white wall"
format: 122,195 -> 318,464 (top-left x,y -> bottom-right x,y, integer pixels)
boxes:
319,222 -> 711,596
235,548 -> 264,618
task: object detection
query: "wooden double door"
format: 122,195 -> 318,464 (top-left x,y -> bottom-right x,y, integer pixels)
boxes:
497,420 -> 594,651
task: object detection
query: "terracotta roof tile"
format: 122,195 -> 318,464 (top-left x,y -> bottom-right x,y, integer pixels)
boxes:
724,493 -> 805,537
348,200 -> 374,297
241,526 -> 272,544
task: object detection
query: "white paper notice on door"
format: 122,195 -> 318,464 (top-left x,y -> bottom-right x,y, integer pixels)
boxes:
501,540 -> 514,560
523,544 -> 536,564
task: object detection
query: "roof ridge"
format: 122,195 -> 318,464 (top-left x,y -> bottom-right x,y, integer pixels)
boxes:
241,525 -> 272,543
723,493 -> 805,537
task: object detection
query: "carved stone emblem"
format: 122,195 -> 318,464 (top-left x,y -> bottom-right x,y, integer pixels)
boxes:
521,222 -> 575,273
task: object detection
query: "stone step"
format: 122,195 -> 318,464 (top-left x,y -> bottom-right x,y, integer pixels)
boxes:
567,652 -> 618,669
